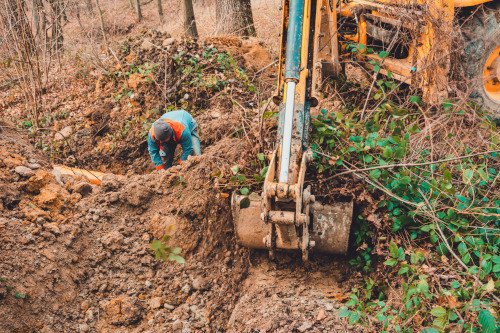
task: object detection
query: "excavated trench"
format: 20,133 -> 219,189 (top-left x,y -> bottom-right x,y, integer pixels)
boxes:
0,120 -> 357,332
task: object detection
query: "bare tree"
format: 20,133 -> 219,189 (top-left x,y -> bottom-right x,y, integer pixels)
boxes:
183,0 -> 197,37
157,0 -> 163,22
85,0 -> 93,15
31,0 -> 46,41
135,0 -> 142,22
0,0 -> 43,127
47,0 -> 64,52
215,0 -> 255,36
94,0 -> 108,52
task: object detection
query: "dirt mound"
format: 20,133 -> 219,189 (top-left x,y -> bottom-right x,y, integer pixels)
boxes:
0,30 -> 354,333
0,106 -> 354,332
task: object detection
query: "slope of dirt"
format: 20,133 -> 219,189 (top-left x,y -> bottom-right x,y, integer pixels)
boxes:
1,29 -> 275,176
0,122 -> 355,332
0,30 -> 359,332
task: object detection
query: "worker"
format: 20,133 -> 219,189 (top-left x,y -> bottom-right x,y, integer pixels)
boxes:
147,110 -> 201,170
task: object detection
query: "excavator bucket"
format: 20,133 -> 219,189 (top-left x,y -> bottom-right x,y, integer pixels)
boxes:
232,192 -> 353,255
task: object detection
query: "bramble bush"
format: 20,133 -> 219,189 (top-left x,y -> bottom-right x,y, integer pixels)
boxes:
311,96 -> 499,332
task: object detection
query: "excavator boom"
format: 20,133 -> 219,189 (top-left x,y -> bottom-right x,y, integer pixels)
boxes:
232,0 -> 353,261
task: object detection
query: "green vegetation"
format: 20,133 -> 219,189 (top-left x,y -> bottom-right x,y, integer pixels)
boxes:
229,152 -> 268,195
0,277 -> 27,300
311,98 -> 499,332
150,234 -> 185,264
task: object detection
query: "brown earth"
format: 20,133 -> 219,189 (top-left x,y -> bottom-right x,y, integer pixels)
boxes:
0,117 -> 356,332
0,28 -> 365,332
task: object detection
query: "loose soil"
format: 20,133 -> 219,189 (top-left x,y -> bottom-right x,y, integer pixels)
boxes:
0,118 -> 355,332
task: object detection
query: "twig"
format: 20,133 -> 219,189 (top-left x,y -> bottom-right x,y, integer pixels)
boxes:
320,150 -> 499,180
418,189 -> 500,303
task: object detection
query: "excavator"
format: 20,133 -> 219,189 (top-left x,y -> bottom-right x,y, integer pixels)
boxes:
231,0 -> 499,260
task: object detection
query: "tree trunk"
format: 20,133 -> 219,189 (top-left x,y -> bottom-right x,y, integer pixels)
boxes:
85,0 -> 94,14
216,0 -> 255,36
48,0 -> 64,52
157,0 -> 163,22
183,0 -> 198,37
32,0 -> 40,39
135,0 -> 143,22
94,0 -> 108,52
1,0 -> 43,128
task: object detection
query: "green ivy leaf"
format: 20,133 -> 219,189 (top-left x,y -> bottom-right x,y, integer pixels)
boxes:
171,247 -> 182,255
169,253 -> 186,264
378,50 -> 389,58
349,311 -> 361,324
430,306 -> 447,317
398,266 -> 409,275
240,187 -> 250,195
151,239 -> 164,251
230,165 -> 240,175
409,95 -> 421,104
369,169 -> 382,179
338,306 -> 350,318
384,258 -> 398,266
349,136 -> 364,143
14,292 -> 26,299
478,309 -> 495,333
422,328 -> 439,333
432,316 -> 448,330
462,169 -> 474,183
389,241 -> 399,258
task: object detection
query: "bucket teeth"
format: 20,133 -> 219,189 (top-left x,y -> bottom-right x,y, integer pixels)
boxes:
232,192 -> 353,255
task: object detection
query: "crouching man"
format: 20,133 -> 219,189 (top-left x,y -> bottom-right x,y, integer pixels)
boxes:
147,110 -> 201,170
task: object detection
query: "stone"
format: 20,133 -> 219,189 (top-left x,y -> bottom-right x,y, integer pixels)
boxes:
192,277 -> 209,291
162,37 -> 175,47
316,309 -> 327,321
108,192 -> 119,203
78,323 -> 89,333
35,183 -> 68,211
172,319 -> 183,331
73,182 -> 93,197
140,38 -> 154,51
26,170 -> 56,193
54,126 -> 73,141
81,300 -> 91,312
27,163 -> 41,170
100,230 -> 124,251
297,321 -> 313,332
181,284 -> 191,294
14,166 -> 35,178
43,222 -> 61,235
102,295 -> 143,326
142,233 -> 151,242
325,303 -> 334,311
164,303 -> 175,310
150,297 -> 163,309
